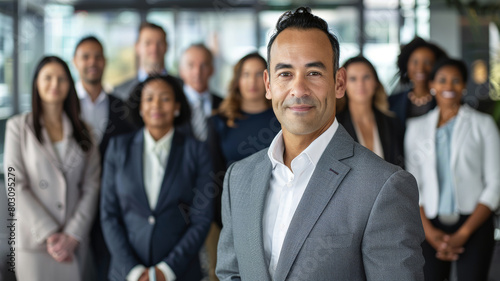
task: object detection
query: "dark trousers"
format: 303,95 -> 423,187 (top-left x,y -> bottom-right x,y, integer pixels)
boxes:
422,215 -> 495,281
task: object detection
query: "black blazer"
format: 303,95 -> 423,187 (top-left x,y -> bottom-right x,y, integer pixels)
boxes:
336,107 -> 405,168
101,129 -> 213,281
99,94 -> 136,159
388,90 -> 437,128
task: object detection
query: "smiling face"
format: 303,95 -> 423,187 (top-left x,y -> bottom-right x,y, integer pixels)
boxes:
407,47 -> 435,88
345,62 -> 377,105
136,27 -> 167,71
239,57 -> 267,103
264,28 -> 346,137
179,46 -> 213,93
37,62 -> 70,106
430,65 -> 465,109
140,79 -> 180,132
73,40 -> 105,85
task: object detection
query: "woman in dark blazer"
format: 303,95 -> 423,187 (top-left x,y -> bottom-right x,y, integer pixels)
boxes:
336,56 -> 404,167
389,37 -> 447,128
101,75 -> 213,281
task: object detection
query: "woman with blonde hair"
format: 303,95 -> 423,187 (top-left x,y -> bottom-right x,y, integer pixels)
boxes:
336,55 -> 404,167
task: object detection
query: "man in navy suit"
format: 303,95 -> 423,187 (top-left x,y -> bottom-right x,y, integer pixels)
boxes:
73,36 -> 135,281
179,43 -> 223,142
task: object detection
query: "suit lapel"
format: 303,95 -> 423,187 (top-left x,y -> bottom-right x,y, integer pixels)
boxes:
124,130 -> 150,209
450,106 -> 469,171
248,154 -> 273,280
273,125 -> 353,281
155,131 -> 184,213
60,114 -> 85,174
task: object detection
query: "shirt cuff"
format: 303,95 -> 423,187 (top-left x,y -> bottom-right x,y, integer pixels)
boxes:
157,261 -> 176,281
63,232 -> 81,243
127,264 -> 146,281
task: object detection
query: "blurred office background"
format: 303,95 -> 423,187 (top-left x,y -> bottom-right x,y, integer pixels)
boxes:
0,0 -> 500,280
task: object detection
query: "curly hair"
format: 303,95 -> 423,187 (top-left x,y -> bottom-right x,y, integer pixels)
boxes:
217,53 -> 270,127
397,36 -> 448,84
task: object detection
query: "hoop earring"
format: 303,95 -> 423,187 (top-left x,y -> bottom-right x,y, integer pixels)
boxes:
430,88 -> 436,96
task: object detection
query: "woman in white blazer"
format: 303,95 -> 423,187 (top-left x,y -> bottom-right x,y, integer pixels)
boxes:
405,58 -> 500,280
3,56 -> 100,281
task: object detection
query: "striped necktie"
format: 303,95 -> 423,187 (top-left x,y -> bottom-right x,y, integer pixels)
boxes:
191,96 -> 208,141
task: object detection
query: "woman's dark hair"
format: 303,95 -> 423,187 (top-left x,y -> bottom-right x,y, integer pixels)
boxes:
397,36 -> 448,84
429,58 -> 468,83
126,75 -> 191,128
32,56 -> 92,152
337,56 -> 391,115
217,52 -> 270,127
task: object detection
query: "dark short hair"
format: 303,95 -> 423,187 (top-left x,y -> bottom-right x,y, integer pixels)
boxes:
183,43 -> 214,65
429,58 -> 468,83
266,7 -> 340,75
126,75 -> 191,128
397,36 -> 448,84
74,36 -> 103,57
137,22 -> 167,42
31,56 -> 93,152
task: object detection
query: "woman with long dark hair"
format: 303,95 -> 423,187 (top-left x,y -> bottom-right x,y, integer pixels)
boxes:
3,56 -> 100,281
336,56 -> 404,167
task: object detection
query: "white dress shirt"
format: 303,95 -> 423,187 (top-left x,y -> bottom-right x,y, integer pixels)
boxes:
183,84 -> 213,117
126,128 -> 177,281
138,68 -> 168,82
263,119 -> 339,278
352,122 -> 384,159
76,82 -> 109,144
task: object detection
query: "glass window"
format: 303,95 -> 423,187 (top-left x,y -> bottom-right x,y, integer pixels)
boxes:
45,4 -> 141,91
159,9 -> 256,96
363,9 -> 399,91
364,0 -> 399,9
19,10 -> 44,113
0,13 -> 13,119
490,23 -> 500,102
0,11 -> 14,175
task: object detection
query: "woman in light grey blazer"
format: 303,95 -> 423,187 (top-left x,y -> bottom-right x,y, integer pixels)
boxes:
3,56 -> 100,281
405,58 -> 500,280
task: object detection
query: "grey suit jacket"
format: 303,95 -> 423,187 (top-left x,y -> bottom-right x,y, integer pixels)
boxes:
216,124 -> 425,281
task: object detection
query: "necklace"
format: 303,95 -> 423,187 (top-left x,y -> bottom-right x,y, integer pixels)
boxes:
408,91 -> 432,107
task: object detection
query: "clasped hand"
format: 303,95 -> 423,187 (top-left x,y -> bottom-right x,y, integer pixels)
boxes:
46,233 -> 79,263
427,228 -> 468,261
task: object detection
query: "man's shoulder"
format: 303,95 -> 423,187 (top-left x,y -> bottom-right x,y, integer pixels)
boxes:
114,77 -> 139,99
348,141 -> 404,179
229,148 -> 270,173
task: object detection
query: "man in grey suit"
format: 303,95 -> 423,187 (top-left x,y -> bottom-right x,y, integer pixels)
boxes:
216,7 -> 425,281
